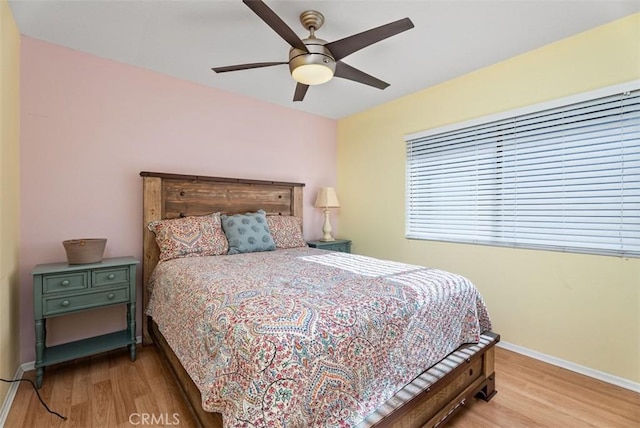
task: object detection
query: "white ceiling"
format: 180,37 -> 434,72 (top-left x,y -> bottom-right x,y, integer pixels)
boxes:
9,0 -> 640,119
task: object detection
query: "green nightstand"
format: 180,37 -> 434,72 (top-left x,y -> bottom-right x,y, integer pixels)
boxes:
307,239 -> 352,253
32,256 -> 139,388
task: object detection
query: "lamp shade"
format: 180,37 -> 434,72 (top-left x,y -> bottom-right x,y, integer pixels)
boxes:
314,187 -> 340,208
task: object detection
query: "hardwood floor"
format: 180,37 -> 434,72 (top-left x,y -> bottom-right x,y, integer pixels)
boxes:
4,345 -> 196,428
448,349 -> 640,428
4,346 -> 639,427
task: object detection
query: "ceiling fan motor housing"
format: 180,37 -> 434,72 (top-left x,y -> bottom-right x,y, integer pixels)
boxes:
289,38 -> 336,85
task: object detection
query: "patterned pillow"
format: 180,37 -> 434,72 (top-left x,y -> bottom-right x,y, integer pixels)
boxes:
148,213 -> 228,261
221,210 -> 276,255
267,215 -> 307,249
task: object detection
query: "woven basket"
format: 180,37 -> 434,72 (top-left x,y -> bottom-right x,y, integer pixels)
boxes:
63,238 -> 107,264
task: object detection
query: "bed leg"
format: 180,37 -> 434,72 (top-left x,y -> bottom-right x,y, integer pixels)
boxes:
476,373 -> 497,402
142,315 -> 154,345
475,344 -> 497,402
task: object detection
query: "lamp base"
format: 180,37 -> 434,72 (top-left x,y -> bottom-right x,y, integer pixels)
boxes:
320,208 -> 335,242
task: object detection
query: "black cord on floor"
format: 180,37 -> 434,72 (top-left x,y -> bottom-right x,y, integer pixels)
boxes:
1,378 -> 67,421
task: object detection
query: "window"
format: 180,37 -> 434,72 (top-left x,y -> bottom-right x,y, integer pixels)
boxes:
405,82 -> 640,257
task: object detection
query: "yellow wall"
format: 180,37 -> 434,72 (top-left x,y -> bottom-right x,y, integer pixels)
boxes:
338,14 -> 640,383
0,0 -> 21,403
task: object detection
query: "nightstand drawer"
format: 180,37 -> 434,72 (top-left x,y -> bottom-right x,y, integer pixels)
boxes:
321,243 -> 349,252
92,267 -> 130,287
307,239 -> 352,253
43,287 -> 129,316
43,272 -> 88,294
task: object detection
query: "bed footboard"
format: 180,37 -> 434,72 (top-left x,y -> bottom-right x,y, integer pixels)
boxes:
150,317 -> 498,428
357,332 -> 499,427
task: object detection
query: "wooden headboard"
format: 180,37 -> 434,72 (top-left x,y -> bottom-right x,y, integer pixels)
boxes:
140,171 -> 305,344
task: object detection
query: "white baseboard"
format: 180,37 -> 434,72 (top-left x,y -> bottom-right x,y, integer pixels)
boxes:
0,335 -> 143,427
19,361 -> 34,372
0,365 -> 25,428
497,341 -> 640,393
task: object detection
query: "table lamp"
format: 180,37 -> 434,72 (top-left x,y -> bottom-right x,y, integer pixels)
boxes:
314,187 -> 340,241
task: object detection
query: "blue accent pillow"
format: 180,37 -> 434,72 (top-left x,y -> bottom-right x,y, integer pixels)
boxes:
220,210 -> 276,255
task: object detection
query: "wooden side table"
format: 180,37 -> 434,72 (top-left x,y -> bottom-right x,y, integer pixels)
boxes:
307,239 -> 352,253
32,256 -> 139,388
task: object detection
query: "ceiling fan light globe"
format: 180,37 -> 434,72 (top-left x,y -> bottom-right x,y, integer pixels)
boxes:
289,39 -> 336,85
292,63 -> 334,85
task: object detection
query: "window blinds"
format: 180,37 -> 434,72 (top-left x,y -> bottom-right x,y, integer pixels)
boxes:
405,85 -> 640,257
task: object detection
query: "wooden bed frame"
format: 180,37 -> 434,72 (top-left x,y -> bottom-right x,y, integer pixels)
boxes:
140,171 -> 498,428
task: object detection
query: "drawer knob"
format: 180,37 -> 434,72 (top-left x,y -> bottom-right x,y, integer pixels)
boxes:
108,293 -> 115,299
107,274 -> 115,280
61,280 -> 70,286
61,300 -> 70,307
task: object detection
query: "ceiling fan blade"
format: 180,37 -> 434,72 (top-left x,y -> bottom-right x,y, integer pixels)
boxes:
212,62 -> 287,73
325,17 -> 414,62
293,83 -> 309,102
243,0 -> 308,52
334,61 -> 389,90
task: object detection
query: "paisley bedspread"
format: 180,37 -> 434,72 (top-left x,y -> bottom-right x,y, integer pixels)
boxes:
147,247 -> 492,428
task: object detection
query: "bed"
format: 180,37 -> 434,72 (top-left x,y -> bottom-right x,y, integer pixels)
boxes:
140,171 -> 499,427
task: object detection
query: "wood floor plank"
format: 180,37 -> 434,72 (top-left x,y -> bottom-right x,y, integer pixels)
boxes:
4,346 -> 639,427
68,401 -> 89,428
111,358 -> 146,425
89,352 -> 112,386
90,379 -> 117,427
70,357 -> 90,407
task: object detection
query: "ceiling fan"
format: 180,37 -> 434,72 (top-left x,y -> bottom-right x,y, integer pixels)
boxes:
212,0 -> 414,102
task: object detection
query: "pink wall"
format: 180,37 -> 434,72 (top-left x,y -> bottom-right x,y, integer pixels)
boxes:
19,37 -> 337,363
